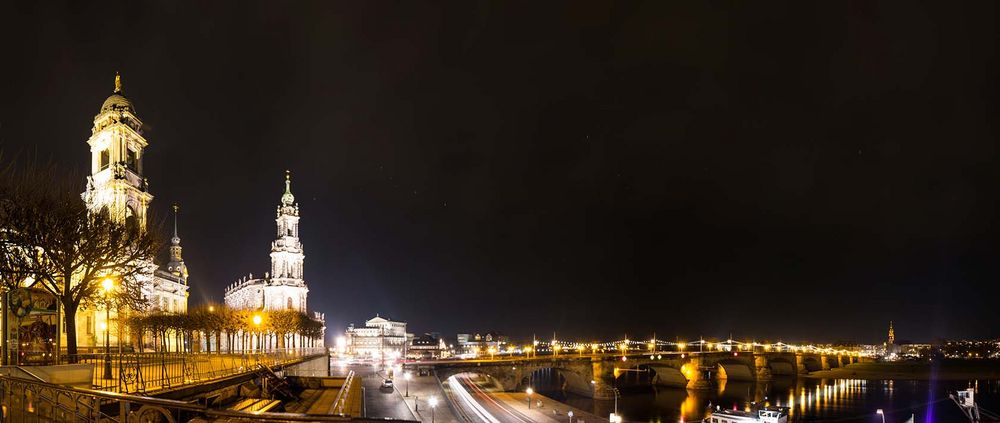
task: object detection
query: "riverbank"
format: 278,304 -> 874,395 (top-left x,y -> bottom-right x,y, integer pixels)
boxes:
807,360 -> 1000,381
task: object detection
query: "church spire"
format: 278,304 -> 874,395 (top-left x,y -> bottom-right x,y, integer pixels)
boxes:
114,72 -> 122,94
167,203 -> 188,282
281,170 -> 295,206
172,203 -> 180,244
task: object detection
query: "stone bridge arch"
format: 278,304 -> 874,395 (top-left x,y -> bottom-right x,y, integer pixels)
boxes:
641,364 -> 688,388
767,357 -> 796,376
714,358 -> 756,381
798,355 -> 822,373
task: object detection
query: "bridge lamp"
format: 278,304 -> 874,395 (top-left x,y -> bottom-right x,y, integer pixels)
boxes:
526,387 -> 533,409
429,397 -> 438,423
678,342 -> 686,351
876,409 -> 885,423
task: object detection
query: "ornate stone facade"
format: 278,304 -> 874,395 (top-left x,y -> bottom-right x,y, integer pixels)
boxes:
224,173 -> 309,313
72,74 -> 189,350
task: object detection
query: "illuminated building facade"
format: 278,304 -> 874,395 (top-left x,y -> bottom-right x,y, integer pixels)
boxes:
223,173 -> 310,313
73,74 -> 189,351
346,315 -> 409,361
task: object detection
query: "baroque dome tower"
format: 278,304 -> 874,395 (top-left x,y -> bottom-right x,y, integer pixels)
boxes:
81,72 -> 152,227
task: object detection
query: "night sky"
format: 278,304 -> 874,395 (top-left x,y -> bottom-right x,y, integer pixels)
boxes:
1,2 -> 998,344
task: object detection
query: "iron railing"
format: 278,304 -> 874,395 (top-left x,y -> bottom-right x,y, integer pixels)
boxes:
62,348 -> 327,394
0,373 -> 414,422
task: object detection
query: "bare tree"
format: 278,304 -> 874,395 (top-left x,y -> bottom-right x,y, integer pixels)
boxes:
0,162 -> 159,358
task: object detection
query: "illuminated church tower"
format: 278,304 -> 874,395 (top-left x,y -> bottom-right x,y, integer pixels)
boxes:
225,172 -> 309,313
81,73 -> 152,226
68,74 -> 189,353
887,321 -> 895,345
271,171 -> 305,284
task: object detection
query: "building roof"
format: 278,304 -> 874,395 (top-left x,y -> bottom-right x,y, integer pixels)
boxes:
100,73 -> 134,113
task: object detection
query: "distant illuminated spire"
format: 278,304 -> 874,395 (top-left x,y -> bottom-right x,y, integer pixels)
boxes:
172,204 -> 180,245
888,321 -> 895,345
114,72 -> 122,94
167,203 -> 187,282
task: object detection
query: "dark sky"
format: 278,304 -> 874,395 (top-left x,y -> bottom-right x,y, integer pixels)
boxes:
1,1 -> 997,344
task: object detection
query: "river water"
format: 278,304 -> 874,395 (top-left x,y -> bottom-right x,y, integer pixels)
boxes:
532,370 -> 1000,422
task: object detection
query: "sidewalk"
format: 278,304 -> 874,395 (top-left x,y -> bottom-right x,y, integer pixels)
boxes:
398,373 -> 461,423
494,391 -> 607,423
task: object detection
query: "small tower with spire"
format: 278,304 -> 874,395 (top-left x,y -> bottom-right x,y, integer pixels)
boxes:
167,204 -> 188,283
270,171 -> 306,285
887,321 -> 895,345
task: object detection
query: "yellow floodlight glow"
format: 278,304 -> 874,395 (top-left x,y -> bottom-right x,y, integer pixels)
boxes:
101,277 -> 115,293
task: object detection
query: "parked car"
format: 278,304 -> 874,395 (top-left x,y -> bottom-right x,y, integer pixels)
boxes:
381,379 -> 394,390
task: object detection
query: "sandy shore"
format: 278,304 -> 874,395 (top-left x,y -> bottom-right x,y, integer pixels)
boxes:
806,361 -> 1000,381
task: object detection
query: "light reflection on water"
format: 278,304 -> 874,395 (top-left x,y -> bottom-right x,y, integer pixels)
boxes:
531,368 -> 1000,422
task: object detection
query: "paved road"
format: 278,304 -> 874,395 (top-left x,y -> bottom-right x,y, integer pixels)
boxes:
341,364 -> 417,421
443,373 -> 607,423
449,373 -> 533,423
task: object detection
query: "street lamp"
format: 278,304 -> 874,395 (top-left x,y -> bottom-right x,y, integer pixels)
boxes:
101,277 -> 115,380
252,314 -> 263,352
429,396 -> 438,423
876,409 -> 885,423
404,371 -> 411,397
526,387 -> 533,409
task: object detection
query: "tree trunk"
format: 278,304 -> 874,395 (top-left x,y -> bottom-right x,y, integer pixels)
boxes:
64,302 -> 80,362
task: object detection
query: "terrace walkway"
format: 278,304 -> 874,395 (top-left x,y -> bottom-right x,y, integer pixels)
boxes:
68,348 -> 327,394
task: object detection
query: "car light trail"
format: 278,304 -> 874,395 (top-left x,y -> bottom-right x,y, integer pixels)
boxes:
448,376 -> 502,423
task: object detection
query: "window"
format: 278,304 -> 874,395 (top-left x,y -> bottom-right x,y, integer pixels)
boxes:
125,206 -> 138,229
287,297 -> 294,310
86,315 -> 94,335
125,148 -> 138,171
99,149 -> 110,170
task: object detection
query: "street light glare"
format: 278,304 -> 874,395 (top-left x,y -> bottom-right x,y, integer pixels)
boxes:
101,277 -> 114,293
252,314 -> 263,325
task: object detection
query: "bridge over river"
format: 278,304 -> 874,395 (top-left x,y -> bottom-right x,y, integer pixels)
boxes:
412,351 -> 868,399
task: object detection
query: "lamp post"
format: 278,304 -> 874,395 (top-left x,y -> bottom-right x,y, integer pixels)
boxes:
404,371 -> 411,397
101,277 -> 115,380
429,396 -> 438,423
876,409 -> 885,423
526,387 -> 533,409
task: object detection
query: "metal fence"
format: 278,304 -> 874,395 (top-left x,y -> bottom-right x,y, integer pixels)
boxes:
63,348 -> 327,394
0,373 -> 414,423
